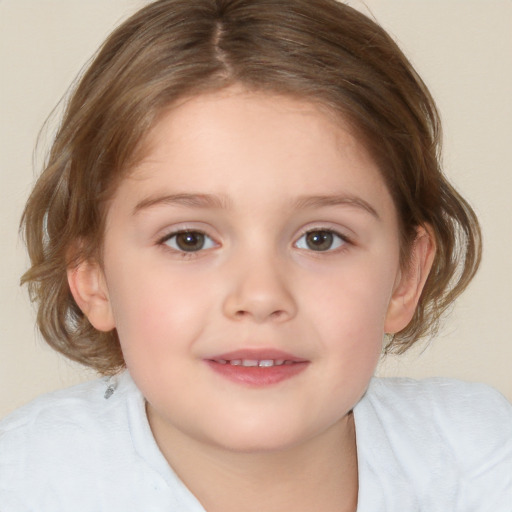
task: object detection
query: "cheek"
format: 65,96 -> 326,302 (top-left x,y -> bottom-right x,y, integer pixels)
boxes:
304,256 -> 397,334
299,253 -> 398,371
105,261 -> 211,359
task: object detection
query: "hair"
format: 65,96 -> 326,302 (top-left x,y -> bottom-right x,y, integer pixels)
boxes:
21,0 -> 481,374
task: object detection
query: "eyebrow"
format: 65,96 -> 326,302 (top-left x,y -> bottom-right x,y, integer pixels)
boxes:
133,193 -> 231,215
293,194 -> 380,219
133,192 -> 379,219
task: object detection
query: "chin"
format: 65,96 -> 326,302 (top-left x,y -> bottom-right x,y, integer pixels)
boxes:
202,420 -> 317,454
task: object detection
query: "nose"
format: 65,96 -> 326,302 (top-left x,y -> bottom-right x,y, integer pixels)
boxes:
222,253 -> 297,323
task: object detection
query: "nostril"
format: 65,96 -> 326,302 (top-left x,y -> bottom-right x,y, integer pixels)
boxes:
233,308 -> 286,321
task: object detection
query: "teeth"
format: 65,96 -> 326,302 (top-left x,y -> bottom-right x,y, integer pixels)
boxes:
214,359 -> 293,367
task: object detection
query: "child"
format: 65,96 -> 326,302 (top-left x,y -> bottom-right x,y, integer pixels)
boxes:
1,0 -> 510,510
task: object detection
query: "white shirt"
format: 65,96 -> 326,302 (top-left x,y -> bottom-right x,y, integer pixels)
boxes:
1,371 -> 511,511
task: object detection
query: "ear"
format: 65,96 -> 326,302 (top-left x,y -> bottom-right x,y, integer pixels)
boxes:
67,259 -> 116,332
385,225 -> 436,334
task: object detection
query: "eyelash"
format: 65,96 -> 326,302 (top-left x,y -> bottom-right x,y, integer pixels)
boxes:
294,228 -> 351,253
158,230 -> 217,255
157,227 -> 352,256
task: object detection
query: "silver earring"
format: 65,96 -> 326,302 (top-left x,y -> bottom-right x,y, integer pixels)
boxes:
104,375 -> 118,399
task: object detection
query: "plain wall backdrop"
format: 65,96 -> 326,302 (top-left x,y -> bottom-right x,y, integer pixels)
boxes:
1,0 -> 511,417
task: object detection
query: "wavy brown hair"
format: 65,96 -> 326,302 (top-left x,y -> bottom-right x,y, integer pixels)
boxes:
21,0 -> 481,374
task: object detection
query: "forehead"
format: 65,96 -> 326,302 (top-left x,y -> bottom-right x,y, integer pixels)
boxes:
114,87 -> 394,220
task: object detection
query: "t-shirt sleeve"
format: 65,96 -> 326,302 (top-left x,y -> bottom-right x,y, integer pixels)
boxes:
436,381 -> 512,510
356,378 -> 512,511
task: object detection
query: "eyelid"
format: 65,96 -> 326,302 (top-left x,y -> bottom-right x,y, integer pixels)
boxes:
293,226 -> 352,252
155,221 -> 216,242
158,227 -> 219,253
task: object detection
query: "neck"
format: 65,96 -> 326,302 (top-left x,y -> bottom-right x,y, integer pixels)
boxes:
148,407 -> 358,512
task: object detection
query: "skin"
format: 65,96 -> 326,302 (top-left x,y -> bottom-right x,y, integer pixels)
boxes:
69,87 -> 434,512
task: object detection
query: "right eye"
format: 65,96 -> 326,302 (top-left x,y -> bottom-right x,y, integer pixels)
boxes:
295,229 -> 347,252
161,230 -> 216,252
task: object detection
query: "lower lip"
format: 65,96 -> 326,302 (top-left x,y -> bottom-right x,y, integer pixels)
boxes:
205,360 -> 309,387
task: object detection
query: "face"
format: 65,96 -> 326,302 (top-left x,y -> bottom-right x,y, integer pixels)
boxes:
78,88 -> 418,453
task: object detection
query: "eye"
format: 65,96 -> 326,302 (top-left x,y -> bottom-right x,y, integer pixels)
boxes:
162,230 -> 216,252
295,229 -> 346,252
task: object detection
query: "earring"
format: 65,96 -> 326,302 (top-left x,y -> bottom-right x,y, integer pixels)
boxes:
104,375 -> 118,399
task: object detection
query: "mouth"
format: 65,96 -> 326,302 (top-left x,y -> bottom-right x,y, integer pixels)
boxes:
205,350 -> 309,387
211,358 -> 298,367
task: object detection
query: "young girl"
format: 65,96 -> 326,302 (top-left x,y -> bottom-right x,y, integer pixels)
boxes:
1,0 -> 510,510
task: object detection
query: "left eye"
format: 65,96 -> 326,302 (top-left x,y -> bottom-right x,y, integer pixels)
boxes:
295,230 -> 346,252
162,231 -> 216,252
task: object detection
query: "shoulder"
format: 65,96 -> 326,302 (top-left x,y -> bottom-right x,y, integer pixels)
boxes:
355,377 -> 512,511
365,376 -> 511,416
364,377 -> 512,440
0,375 -> 124,467
360,377 -> 512,463
0,375 -> 126,441
0,371 -> 140,448
0,372 -> 202,511
0,373 -> 140,508
2,376 -> 108,422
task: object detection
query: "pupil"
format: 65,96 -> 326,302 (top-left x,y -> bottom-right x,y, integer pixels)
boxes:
176,232 -> 204,252
306,231 -> 333,251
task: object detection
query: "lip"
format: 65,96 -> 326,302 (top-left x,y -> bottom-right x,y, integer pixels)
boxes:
205,349 -> 309,387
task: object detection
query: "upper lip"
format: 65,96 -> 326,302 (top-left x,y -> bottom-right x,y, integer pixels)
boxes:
206,349 -> 308,363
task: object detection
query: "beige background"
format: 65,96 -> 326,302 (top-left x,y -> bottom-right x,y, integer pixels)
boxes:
1,0 -> 511,418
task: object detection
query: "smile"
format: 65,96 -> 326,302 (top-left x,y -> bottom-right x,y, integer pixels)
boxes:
206,350 -> 309,386
212,359 -> 296,367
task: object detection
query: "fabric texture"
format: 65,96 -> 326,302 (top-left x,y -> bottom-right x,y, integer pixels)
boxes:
1,372 -> 511,511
